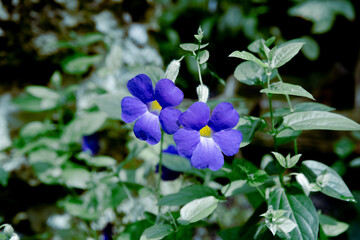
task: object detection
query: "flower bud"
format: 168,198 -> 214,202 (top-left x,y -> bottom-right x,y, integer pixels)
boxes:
2,224 -> 14,236
196,84 -> 209,103
9,234 -> 20,240
164,59 -> 181,82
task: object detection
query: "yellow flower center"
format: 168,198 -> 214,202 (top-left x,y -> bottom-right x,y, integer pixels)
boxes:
199,125 -> 212,137
151,100 -> 162,112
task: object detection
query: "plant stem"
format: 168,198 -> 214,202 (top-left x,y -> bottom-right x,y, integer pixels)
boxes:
196,58 -> 204,86
294,138 -> 298,155
156,131 -> 164,215
255,186 -> 266,199
268,93 -> 278,151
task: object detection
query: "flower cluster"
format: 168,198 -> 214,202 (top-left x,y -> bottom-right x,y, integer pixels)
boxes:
121,74 -> 243,171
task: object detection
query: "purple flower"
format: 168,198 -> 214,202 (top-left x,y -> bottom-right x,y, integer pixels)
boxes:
121,74 -> 184,145
174,102 -> 243,171
156,145 -> 183,181
82,133 -> 100,155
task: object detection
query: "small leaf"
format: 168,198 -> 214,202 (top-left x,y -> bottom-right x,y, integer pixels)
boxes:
283,111 -> 360,131
269,39 -> 306,69
260,82 -> 315,100
300,36 -> 320,61
178,196 -> 219,225
85,156 -> 117,167
158,185 -> 218,206
0,167 -> 9,187
234,61 -> 266,86
140,224 -> 173,240
272,152 -> 286,168
221,180 -> 256,197
62,166 -> 91,189
180,43 -> 209,52
301,160 -> 355,202
319,213 -> 349,237
229,51 -> 268,68
198,50 -> 209,64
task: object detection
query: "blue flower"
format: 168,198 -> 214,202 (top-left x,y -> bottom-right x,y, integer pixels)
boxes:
121,74 -> 184,145
156,145 -> 183,181
82,133 -> 100,155
173,102 -> 243,171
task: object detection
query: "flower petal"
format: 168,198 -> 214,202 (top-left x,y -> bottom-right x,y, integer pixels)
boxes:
163,145 -> 179,155
127,74 -> 155,103
191,137 -> 224,171
155,79 -> 184,108
173,128 -> 200,158
159,108 -> 181,135
156,164 -> 181,181
133,112 -> 161,145
212,129 -> 243,156
121,96 -> 148,123
179,102 -> 210,131
208,102 -> 239,132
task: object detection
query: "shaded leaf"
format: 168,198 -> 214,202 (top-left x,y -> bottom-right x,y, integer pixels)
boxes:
319,213 -> 349,237
237,116 -> 266,147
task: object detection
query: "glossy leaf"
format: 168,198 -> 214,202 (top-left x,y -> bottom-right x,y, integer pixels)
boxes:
140,224 -> 173,240
301,160 -> 355,202
178,196 -> 219,225
283,111 -> 360,131
319,213 -> 349,237
158,185 -> 218,206
269,39 -> 306,69
260,82 -> 315,100
229,51 -> 268,68
268,187 -> 319,240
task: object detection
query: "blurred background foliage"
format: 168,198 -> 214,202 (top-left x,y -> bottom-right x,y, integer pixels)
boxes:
0,0 -> 360,239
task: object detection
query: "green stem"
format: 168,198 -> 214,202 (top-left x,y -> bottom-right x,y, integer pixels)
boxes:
268,93 -> 278,151
156,131 -> 164,214
255,186 -> 266,199
294,138 -> 298,155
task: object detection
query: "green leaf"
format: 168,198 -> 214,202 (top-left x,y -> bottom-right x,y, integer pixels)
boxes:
140,224 -> 173,240
260,82 -> 315,100
162,154 -> 192,172
288,1 -> 355,34
179,43 -> 209,52
283,111 -> 360,131
269,39 -> 306,69
20,121 -> 49,139
178,196 -> 219,225
275,127 -> 302,146
272,152 -> 301,168
300,36 -> 320,61
349,157 -> 360,168
12,94 -> 57,112
63,197 -> 99,220
221,180 -> 256,197
26,86 -> 60,101
95,93 -> 124,120
234,61 -> 266,86
0,167 -> 9,187
229,51 -> 268,68
158,185 -> 218,206
334,137 -> 355,158
61,111 -> 107,143
198,50 -> 210,64
61,54 -> 103,75
50,71 -> 62,88
268,187 -> 319,240
301,160 -> 355,202
62,166 -> 91,189
0,233 -> 6,240
293,102 -> 335,112
319,213 -> 349,237
85,156 -> 117,167
237,116 -> 266,147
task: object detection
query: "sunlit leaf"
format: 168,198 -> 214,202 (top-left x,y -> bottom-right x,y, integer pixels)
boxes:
283,111 -> 360,131
269,39 -> 306,69
301,160 -> 355,202
178,196 -> 219,225
260,82 -> 315,100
